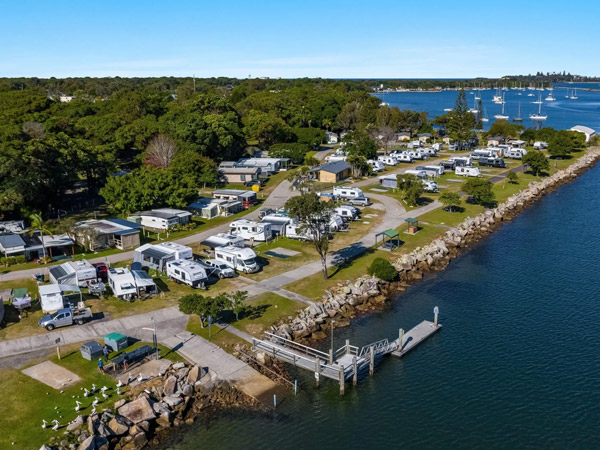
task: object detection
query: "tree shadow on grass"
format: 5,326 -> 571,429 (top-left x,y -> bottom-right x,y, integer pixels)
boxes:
328,246 -> 375,278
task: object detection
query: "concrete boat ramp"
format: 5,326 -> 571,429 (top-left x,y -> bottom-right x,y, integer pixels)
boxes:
253,319 -> 442,394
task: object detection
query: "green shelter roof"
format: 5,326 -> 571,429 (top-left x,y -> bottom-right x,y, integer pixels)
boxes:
379,229 -> 399,238
405,218 -> 418,224
105,332 -> 127,341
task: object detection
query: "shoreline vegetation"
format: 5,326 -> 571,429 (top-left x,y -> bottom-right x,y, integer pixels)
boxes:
268,148 -> 600,346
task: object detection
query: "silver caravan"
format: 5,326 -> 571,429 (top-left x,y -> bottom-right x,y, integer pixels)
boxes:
450,156 -> 473,167
471,149 -> 501,160
504,148 -> 527,159
203,232 -> 246,249
166,259 -> 209,289
335,205 -> 360,221
403,169 -> 427,178
421,147 -> 438,157
229,219 -> 272,242
214,245 -> 259,273
260,214 -> 293,236
455,166 -> 481,177
423,165 -> 445,176
408,150 -> 429,160
333,187 -> 365,200
416,166 -> 443,178
377,155 -> 398,166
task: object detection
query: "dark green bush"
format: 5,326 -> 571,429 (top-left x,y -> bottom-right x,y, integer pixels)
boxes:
367,257 -> 398,282
15,255 -> 26,264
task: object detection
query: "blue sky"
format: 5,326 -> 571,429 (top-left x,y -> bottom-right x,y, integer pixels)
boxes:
1,0 -> 598,78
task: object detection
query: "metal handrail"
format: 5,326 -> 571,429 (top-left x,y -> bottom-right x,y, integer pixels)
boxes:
264,332 -> 330,359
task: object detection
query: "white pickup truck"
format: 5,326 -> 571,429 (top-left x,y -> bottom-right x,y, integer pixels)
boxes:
38,306 -> 93,331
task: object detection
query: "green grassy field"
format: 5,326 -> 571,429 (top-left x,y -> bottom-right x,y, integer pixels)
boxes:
186,316 -> 248,353
230,293 -> 305,337
0,340 -> 181,450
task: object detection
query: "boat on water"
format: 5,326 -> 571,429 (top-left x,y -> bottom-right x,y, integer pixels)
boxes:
569,88 -> 578,99
565,88 -> 570,98
513,102 -> 523,122
468,97 -> 478,114
443,108 -> 453,112
545,89 -> 556,101
475,89 -> 481,100
494,93 -> 509,120
481,105 -> 489,122
492,87 -> 503,104
529,100 -> 547,121
532,93 -> 543,105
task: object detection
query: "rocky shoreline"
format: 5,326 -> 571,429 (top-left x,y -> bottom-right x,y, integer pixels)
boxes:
41,362 -> 262,450
272,148 -> 600,343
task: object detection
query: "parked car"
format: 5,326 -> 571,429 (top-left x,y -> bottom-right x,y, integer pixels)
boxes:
38,306 -> 93,331
93,262 -> 108,282
258,208 -> 276,219
202,259 -> 236,278
348,197 -> 371,207
244,179 -> 263,187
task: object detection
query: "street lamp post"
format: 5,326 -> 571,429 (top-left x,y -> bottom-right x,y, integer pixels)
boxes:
143,317 -> 158,360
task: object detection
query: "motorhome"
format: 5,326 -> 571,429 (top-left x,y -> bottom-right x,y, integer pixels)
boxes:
504,148 -> 527,159
390,151 -> 413,163
450,156 -> 473,167
214,246 -> 260,273
229,219 -> 272,242
478,157 -> 506,168
455,166 -> 481,177
335,205 -> 360,221
367,159 -> 385,172
49,260 -> 97,287
533,141 -> 548,150
166,259 -> 209,289
202,233 -> 246,249
333,187 -> 365,200
471,149 -> 500,160
422,180 -> 439,192
377,155 -> 398,166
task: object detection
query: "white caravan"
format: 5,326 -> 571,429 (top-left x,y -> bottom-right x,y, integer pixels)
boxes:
423,165 -> 445,176
533,141 -> 548,150
455,166 -> 481,177
504,148 -> 527,159
107,268 -> 154,301
367,159 -> 386,172
432,143 -> 443,152
325,155 -> 347,162
203,232 -> 245,249
156,242 -> 193,260
229,219 -> 272,242
403,169 -> 427,178
335,205 -> 360,221
333,187 -> 365,200
284,221 -> 318,241
49,260 -> 97,287
390,151 -> 413,163
421,147 -> 438,157
407,140 -> 422,149
422,180 -> 439,193
377,155 -> 398,166
471,149 -> 501,160
408,150 -> 429,160
166,259 -> 209,289
214,246 -> 259,273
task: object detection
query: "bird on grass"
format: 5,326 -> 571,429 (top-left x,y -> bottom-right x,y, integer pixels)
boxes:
75,400 -> 82,412
41,419 -> 48,429
92,397 -> 99,407
116,379 -> 123,388
51,420 -> 59,431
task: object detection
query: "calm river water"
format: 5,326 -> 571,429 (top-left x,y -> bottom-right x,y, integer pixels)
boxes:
163,162 -> 600,450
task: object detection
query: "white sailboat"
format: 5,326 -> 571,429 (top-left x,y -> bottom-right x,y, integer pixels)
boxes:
532,93 -> 543,105
475,89 -> 481,100
545,89 -> 555,101
494,93 -> 509,119
468,97 -> 478,114
481,105 -> 489,122
493,87 -> 503,104
529,99 -> 547,121
569,88 -> 578,100
443,108 -> 453,112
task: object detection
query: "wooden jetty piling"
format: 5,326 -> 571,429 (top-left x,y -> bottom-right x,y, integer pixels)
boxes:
369,346 -> 374,376
352,357 -> 358,386
339,365 -> 345,395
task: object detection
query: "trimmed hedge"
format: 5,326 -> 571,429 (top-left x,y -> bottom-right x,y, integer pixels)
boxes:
367,257 -> 398,282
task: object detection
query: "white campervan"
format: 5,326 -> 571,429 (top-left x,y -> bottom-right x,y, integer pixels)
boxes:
166,259 -> 209,289
203,232 -> 245,249
335,205 -> 360,221
378,155 -> 398,166
214,246 -> 259,273
333,187 -> 365,200
229,219 -> 272,242
390,151 -> 413,163
455,166 -> 481,177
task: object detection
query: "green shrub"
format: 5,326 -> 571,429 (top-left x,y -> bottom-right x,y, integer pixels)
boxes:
15,255 -> 26,264
0,257 -> 7,266
367,257 -> 398,282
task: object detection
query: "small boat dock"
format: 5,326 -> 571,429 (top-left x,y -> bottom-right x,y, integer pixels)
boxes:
252,314 -> 442,394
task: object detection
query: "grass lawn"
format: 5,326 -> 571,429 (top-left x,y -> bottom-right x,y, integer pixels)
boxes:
230,293 -> 304,337
0,340 -> 180,450
186,316 -> 248,354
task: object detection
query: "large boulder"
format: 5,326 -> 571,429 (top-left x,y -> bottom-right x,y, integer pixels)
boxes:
107,416 -> 130,436
118,396 -> 156,424
163,375 -> 177,396
164,395 -> 183,408
186,365 -> 205,384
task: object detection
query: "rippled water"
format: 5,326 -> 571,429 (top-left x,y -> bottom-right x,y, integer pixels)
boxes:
164,163 -> 600,450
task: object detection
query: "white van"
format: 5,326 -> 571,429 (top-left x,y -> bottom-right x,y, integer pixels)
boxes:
333,187 -> 365,200
214,246 -> 259,273
455,166 -> 481,177
229,219 -> 272,242
367,159 -> 385,172
202,232 -> 245,249
377,155 -> 398,166
166,259 -> 209,289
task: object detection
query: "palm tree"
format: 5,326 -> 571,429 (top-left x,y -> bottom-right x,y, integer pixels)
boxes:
29,213 -> 54,261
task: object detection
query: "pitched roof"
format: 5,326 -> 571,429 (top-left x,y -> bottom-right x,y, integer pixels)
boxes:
570,125 -> 595,135
309,160 -> 351,175
0,234 -> 26,249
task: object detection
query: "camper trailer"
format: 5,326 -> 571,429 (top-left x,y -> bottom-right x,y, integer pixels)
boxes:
49,260 -> 97,287
416,166 -> 443,178
214,246 -> 259,273
156,242 -> 193,260
403,169 -> 427,178
422,180 -> 439,192
260,215 -> 293,236
367,160 -> 385,172
377,155 -> 398,166
533,141 -> 547,150
504,148 -> 527,159
471,149 -> 501,160
333,187 -> 365,200
229,219 -> 272,242
407,150 -> 429,160
107,268 -> 138,301
478,157 -> 506,168
455,166 -> 481,177
284,221 -> 318,241
450,156 -> 473,167
423,165 -> 445,176
202,233 -> 246,249
421,147 -> 438,157
432,143 -> 443,152
390,151 -> 413,163
166,260 -> 209,289
440,160 -> 456,170
329,215 -> 347,232
335,205 -> 360,221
